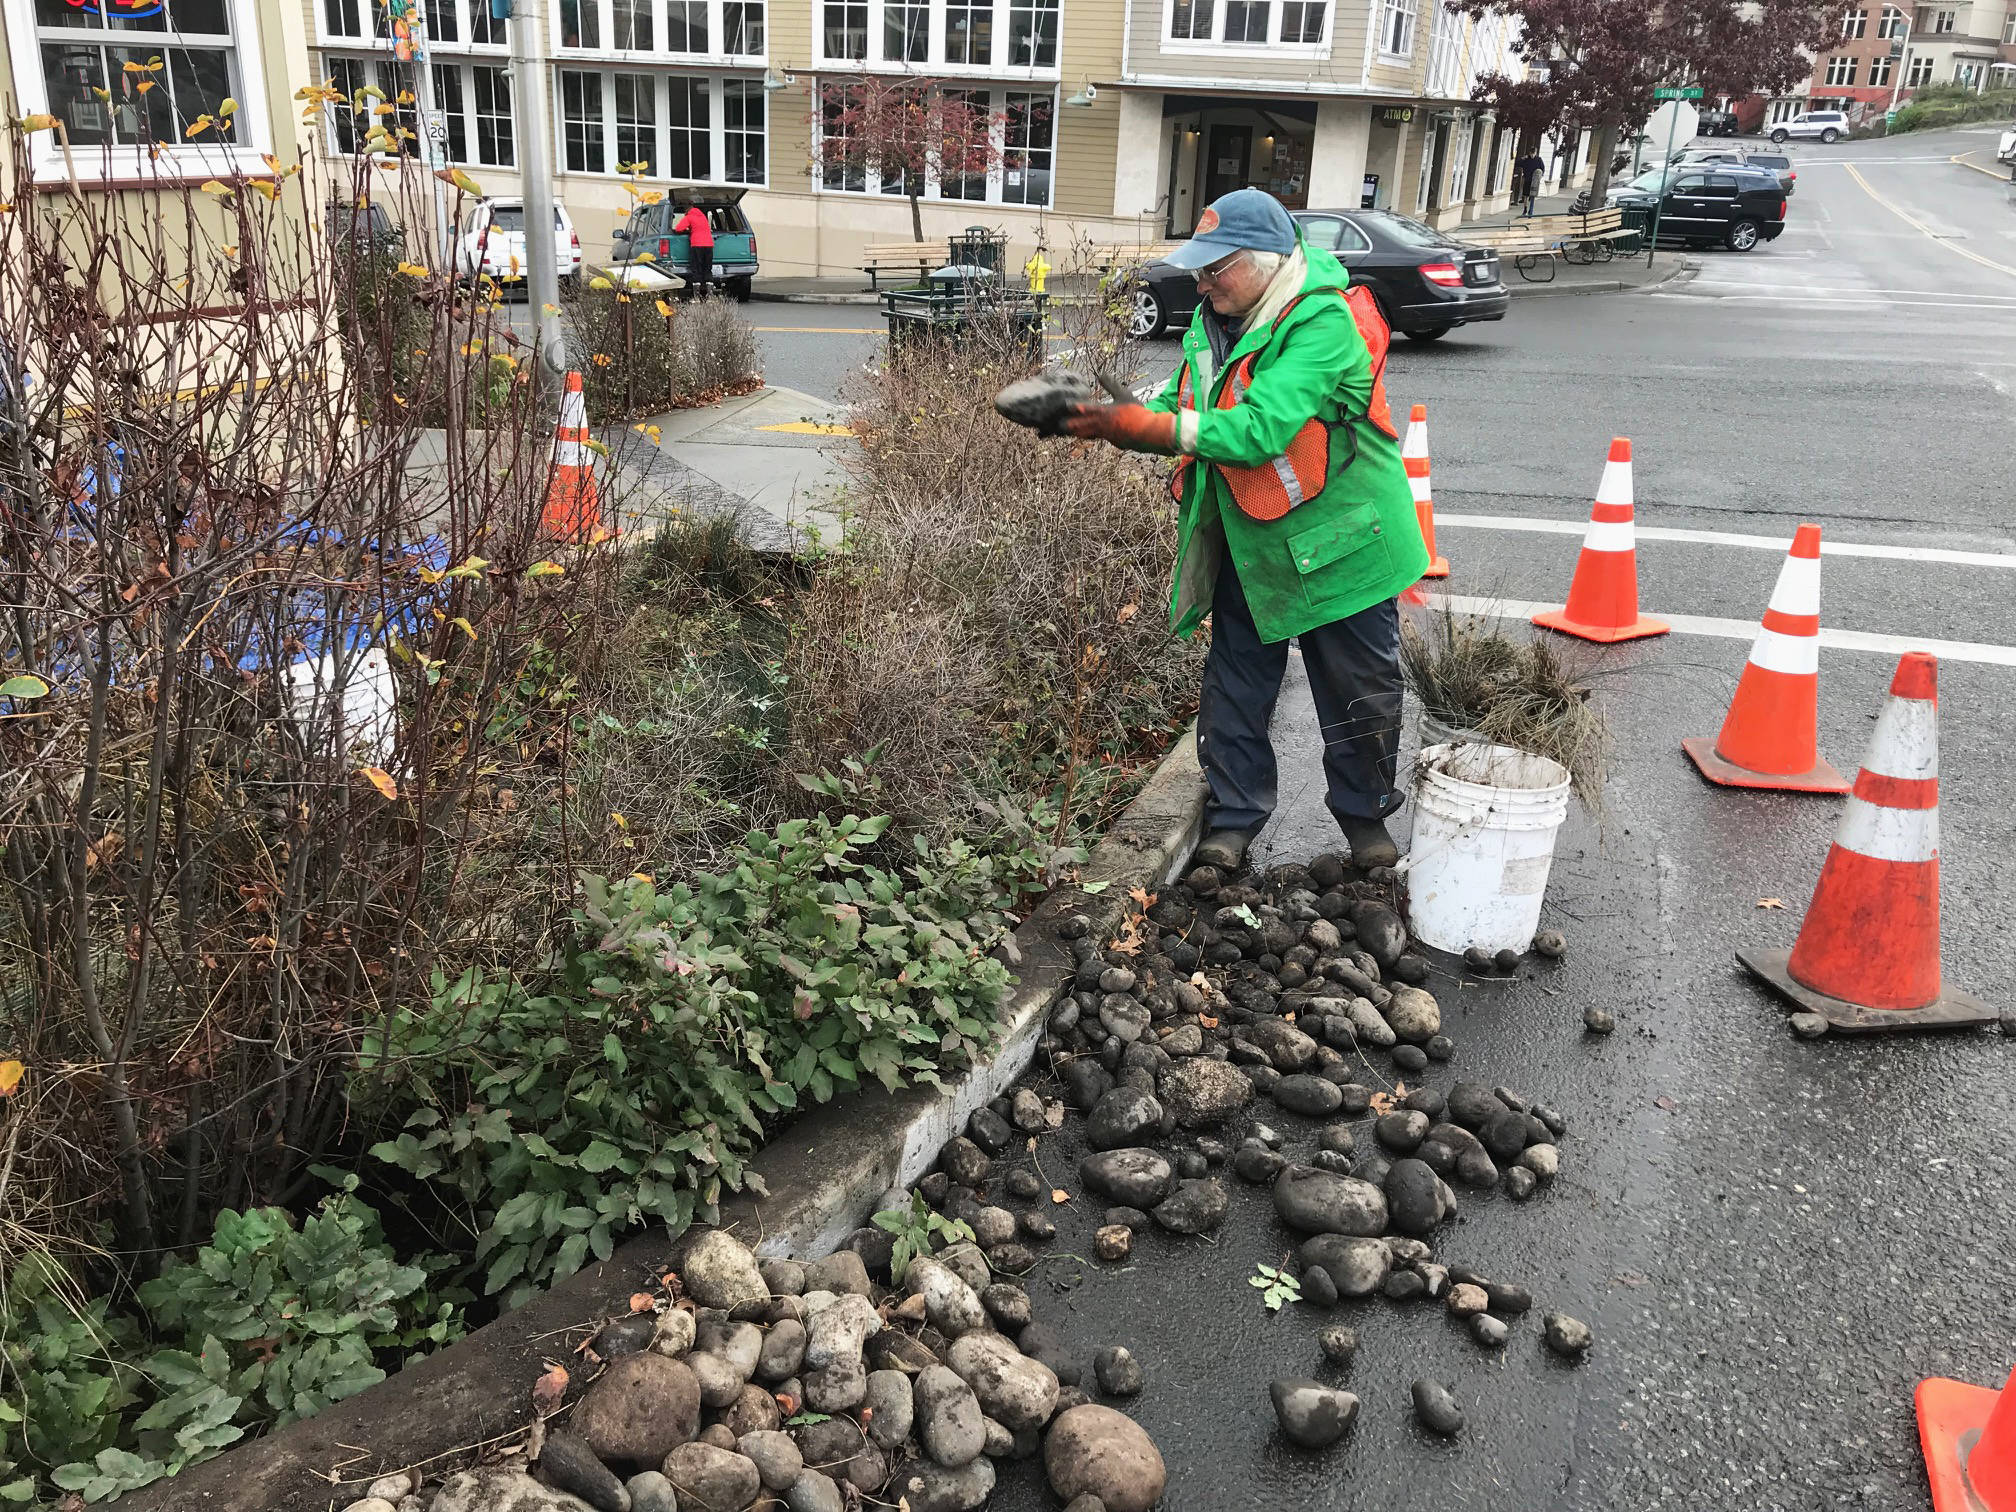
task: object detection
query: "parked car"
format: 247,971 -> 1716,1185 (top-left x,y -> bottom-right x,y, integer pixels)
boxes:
1770,110 -> 1848,144
1743,150 -> 1797,195
1125,208 -> 1507,341
1668,145 -> 1751,169
1698,107 -> 1741,136
454,198 -> 582,293
609,188 -> 761,301
326,198 -> 404,255
1605,164 -> 1787,251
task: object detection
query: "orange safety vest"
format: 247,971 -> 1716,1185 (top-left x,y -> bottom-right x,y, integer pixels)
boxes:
1169,285 -> 1399,524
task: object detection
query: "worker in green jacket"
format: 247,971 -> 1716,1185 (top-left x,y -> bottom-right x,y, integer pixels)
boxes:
1065,188 -> 1428,874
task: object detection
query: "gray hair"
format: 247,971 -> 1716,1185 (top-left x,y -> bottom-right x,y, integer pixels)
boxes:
1242,249 -> 1286,279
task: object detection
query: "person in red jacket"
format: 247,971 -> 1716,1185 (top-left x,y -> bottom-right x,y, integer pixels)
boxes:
671,203 -> 714,298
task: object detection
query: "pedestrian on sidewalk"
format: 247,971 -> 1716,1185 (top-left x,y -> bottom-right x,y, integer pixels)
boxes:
1061,188 -> 1428,874
1516,149 -> 1546,215
672,201 -> 714,299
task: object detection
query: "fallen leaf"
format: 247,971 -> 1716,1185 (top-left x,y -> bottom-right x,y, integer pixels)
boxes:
774,1392 -> 799,1417
1116,602 -> 1139,624
1654,1095 -> 1678,1111
1198,1014 -> 1218,1029
1081,880 -> 1111,894
1367,1091 -> 1396,1117
629,1292 -> 656,1313
1756,897 -> 1785,909
356,765 -> 398,800
1051,1188 -> 1070,1204
0,1060 -> 22,1097
1025,1136 -> 1038,1152
531,1362 -> 569,1414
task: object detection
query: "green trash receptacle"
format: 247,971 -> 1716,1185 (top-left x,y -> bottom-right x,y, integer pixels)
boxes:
1616,204 -> 1653,253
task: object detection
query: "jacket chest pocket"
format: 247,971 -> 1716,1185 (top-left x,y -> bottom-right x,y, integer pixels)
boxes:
1287,503 -> 1393,609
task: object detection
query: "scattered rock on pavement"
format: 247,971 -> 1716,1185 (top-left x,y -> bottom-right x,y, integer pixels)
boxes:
1411,1377 -> 1465,1436
1093,1345 -> 1144,1397
1583,1005 -> 1615,1034
1544,1312 -> 1594,1359
1790,1011 -> 1828,1039
1043,1404 -> 1168,1512
1269,1379 -> 1361,1448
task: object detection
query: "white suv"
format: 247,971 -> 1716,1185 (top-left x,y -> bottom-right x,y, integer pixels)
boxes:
1770,110 -> 1848,144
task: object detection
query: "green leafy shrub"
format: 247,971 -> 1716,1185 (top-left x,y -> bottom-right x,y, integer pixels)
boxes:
0,1188 -> 462,1506
872,1193 -> 977,1284
361,810 -> 1032,1305
1889,87 -> 2016,133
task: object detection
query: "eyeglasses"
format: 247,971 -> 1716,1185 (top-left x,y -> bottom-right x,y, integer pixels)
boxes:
1194,248 -> 1250,283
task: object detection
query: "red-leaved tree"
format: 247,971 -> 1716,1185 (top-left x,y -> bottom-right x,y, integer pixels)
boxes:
1456,0 -> 1834,201
812,78 -> 1004,243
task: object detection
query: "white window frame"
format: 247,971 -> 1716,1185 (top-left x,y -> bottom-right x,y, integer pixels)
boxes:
4,0 -> 276,184
811,81 -> 1056,207
2005,11 -> 2016,43
543,0 -> 768,65
815,0 -> 1060,76
1907,51 -> 1934,82
1931,7 -> 1954,31
1878,4 -> 1906,34
1868,52 -> 1894,84
1159,0 -> 1330,54
1377,0 -> 1418,61
318,0 -> 512,52
1840,7 -> 1866,36
551,68 -> 767,185
1824,54 -> 1856,84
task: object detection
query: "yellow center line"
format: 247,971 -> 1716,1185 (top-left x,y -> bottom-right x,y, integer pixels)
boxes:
1842,160 -> 2016,280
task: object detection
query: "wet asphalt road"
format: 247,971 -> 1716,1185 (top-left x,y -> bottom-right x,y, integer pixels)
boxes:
756,126 -> 2016,1509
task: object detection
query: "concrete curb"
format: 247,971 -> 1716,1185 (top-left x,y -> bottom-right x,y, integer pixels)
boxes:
117,732 -> 1207,1512
752,288 -> 883,306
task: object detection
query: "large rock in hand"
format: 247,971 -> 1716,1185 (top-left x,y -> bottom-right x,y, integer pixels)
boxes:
1044,1404 -> 1167,1512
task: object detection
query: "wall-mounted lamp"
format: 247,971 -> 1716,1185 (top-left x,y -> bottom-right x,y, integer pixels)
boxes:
1065,79 -> 1099,106
763,67 -> 796,92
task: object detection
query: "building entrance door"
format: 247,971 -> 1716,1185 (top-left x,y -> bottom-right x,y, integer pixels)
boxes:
1204,125 -> 1252,204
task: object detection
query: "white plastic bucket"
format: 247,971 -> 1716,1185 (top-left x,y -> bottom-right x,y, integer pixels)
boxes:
1405,741 -> 1572,956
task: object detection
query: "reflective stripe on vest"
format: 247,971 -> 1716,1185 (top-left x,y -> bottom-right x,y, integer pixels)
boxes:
1166,284 -> 1399,519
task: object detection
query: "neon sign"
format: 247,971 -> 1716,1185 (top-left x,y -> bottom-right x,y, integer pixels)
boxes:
62,0 -> 171,15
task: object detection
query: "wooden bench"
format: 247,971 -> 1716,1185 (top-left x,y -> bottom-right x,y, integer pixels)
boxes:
1457,227 -> 1561,282
861,240 -> 950,289
1512,206 -> 1637,263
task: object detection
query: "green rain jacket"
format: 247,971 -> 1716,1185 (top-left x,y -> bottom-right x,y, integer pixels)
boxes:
1146,241 -> 1428,645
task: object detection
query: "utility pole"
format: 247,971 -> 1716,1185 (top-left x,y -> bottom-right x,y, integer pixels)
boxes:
509,0 -> 566,379
403,3 -> 453,269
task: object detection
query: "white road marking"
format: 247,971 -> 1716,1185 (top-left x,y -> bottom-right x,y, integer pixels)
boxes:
1660,293 -> 2016,310
1678,282 -> 2016,300
1425,595 -> 2016,667
1432,513 -> 2016,570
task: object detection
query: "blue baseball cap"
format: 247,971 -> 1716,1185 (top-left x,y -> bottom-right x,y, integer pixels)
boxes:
1162,188 -> 1299,271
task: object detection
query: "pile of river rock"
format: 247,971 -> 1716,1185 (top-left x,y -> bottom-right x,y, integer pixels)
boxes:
351,853 -> 1592,1512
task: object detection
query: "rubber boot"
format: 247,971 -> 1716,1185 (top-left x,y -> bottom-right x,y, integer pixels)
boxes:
1192,827 -> 1256,873
1338,814 -> 1399,870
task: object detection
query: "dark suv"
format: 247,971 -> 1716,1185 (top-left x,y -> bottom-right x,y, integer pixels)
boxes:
1608,164 -> 1786,251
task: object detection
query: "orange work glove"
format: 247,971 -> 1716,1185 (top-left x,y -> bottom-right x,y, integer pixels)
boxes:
1063,401 -> 1179,454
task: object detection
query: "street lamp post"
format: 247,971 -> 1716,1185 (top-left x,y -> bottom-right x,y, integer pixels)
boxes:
1888,15 -> 1913,118
509,0 -> 566,379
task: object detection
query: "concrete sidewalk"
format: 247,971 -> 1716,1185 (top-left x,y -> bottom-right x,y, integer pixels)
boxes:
602,383 -> 850,553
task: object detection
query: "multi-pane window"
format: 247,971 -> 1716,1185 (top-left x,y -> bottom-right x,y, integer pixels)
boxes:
2006,11 -> 2016,41
1824,54 -> 1856,83
1380,0 -> 1417,54
1907,51 -> 1933,81
723,1 -> 766,53
322,0 -> 384,39
1223,0 -> 1270,40
322,54 -> 418,154
1879,4 -> 1906,33
1170,0 -> 1214,38
469,1 -> 507,44
34,0 -> 246,148
723,79 -> 764,183
825,0 -> 869,57
1930,8 -> 1954,30
1841,7 -> 1866,36
946,0 -> 994,63
560,0 -> 601,46
612,0 -> 654,47
886,0 -> 930,60
1008,0 -> 1058,65
665,77 -> 711,178
663,0 -> 710,50
561,68 -> 605,171
472,65 -> 513,164
1280,1 -> 1326,42
1869,53 -> 1893,83
432,62 -> 466,161
1001,89 -> 1051,206
820,88 -> 865,189
614,72 -> 656,169
817,82 -> 1055,207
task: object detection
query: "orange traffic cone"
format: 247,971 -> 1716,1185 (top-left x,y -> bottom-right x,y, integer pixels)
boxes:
1532,438 -> 1669,643
1682,523 -> 1849,793
541,370 -> 604,543
1403,405 -> 1449,579
1737,651 -> 1995,1033
1917,1366 -> 2016,1512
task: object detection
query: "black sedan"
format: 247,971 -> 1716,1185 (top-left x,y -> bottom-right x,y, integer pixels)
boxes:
1125,208 -> 1509,342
